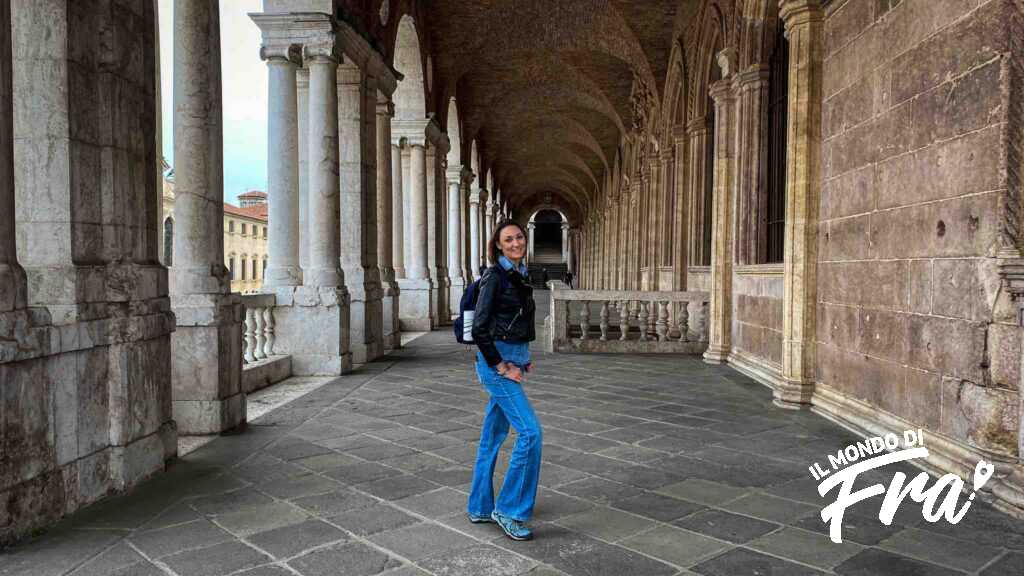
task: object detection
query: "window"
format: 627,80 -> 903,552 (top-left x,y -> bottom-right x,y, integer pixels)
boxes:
241,223 -> 247,236
251,259 -> 257,280
228,220 -> 235,233
241,256 -> 247,280
764,27 -> 789,264
263,258 -> 267,276
263,227 -> 267,239
229,256 -> 235,280
701,97 -> 715,266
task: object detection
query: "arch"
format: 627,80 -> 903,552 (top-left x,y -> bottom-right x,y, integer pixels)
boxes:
393,15 -> 427,120
688,0 -> 734,124
528,207 -> 568,225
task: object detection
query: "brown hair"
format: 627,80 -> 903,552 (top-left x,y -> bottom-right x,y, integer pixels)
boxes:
488,220 -> 527,265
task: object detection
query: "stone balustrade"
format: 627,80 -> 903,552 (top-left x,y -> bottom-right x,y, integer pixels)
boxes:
240,294 -> 292,393
546,286 -> 710,354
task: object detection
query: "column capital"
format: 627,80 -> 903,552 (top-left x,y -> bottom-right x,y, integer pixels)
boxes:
686,115 -> 709,135
260,43 -> 302,65
709,78 -> 736,105
732,64 -> 770,90
303,40 -> 340,63
527,222 -> 536,230
460,166 -> 475,188
780,0 -> 825,31
376,96 -> 395,117
469,191 -> 481,205
445,163 -> 463,183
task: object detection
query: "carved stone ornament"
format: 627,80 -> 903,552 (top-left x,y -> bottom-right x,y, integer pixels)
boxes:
630,75 -> 654,132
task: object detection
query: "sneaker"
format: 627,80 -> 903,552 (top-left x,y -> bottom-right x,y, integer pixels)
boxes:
467,512 -> 492,524
490,511 -> 533,541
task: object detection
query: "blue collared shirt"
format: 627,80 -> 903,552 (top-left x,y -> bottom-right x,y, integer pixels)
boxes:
498,255 -> 528,278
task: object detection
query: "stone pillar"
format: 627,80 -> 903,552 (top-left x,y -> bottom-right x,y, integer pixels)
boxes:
687,117 -> 711,268
172,0 -> 244,433
337,64 -> 382,364
392,143 -> 405,278
0,0 -> 24,314
703,69 -> 738,364
777,0 -> 824,406
425,143 -> 449,326
377,96 -> 400,350
447,168 -> 466,315
402,146 -> 412,266
297,68 -> 310,272
484,191 -> 495,266
561,222 -> 569,264
272,37 -> 351,376
527,222 -> 536,262
396,142 -> 434,330
262,43 -> 302,287
461,171 -> 473,282
469,190 -> 482,279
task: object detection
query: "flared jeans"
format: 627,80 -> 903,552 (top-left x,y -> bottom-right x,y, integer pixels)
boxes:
467,342 -> 543,521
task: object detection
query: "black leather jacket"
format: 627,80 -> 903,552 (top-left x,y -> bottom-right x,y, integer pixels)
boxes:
472,264 -> 536,366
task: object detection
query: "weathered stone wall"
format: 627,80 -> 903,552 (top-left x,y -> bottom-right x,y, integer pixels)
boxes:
818,0 -> 1020,458
732,271 -> 783,368
2,0 -> 175,546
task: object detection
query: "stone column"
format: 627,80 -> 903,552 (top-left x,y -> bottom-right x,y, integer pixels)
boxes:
704,70 -> 738,364
425,143 -> 448,326
337,64 -> 382,364
305,50 -> 343,289
396,142 -> 434,330
460,171 -> 473,282
469,190 -> 482,279
484,191 -> 495,266
407,144 -> 429,279
377,96 -> 400,350
527,222 -> 536,263
778,0 -> 824,406
391,143 -> 405,278
262,43 -> 302,287
561,223 -> 569,264
447,168 -> 466,314
0,0 -> 24,314
297,68 -> 310,272
402,146 -> 412,266
171,0 -> 244,433
687,117 -> 711,268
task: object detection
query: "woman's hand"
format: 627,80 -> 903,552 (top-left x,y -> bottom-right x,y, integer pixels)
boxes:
498,362 -> 525,383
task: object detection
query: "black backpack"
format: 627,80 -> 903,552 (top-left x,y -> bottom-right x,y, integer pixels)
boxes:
453,268 -> 509,343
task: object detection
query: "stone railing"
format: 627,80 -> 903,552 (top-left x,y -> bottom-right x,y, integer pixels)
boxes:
546,288 -> 710,354
239,294 -> 291,393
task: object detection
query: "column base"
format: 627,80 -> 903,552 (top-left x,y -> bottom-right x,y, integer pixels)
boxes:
348,282 -> 384,365
702,344 -> 730,364
173,394 -> 246,435
270,286 -> 352,376
772,377 -> 815,409
170,292 -> 246,435
993,466 -> 1024,519
397,278 -> 434,331
434,275 -> 451,326
382,281 -> 401,351
448,276 -> 466,320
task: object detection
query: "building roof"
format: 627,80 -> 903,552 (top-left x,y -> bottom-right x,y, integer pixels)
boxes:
224,202 -> 268,221
238,190 -> 267,199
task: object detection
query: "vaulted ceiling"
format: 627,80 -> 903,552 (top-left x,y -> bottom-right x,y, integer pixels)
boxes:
423,0 -> 701,220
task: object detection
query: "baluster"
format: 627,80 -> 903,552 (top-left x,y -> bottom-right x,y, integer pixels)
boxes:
579,301 -> 590,341
599,301 -> 609,341
244,307 -> 257,363
678,301 -> 690,342
254,307 -> 267,360
638,302 -> 649,341
263,306 -> 275,356
656,301 -> 668,341
648,300 -> 657,336
619,300 -> 629,340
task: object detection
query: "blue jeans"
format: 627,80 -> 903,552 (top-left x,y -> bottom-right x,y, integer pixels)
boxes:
467,342 -> 542,521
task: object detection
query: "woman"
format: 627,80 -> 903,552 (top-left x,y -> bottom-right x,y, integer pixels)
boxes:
466,219 -> 541,541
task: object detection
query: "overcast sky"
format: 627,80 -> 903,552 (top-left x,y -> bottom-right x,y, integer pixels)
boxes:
159,0 -> 267,205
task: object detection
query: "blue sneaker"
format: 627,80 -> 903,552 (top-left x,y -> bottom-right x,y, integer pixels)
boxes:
467,512 -> 492,524
491,511 -> 533,541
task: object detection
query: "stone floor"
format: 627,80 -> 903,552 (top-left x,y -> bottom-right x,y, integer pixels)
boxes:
2,293 -> 1024,576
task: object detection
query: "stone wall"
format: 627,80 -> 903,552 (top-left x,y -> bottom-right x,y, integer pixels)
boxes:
731,270 -> 783,369
818,0 -> 1020,459
2,0 -> 175,546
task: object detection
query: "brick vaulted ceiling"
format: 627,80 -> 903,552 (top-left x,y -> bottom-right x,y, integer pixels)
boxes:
423,0 -> 698,216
